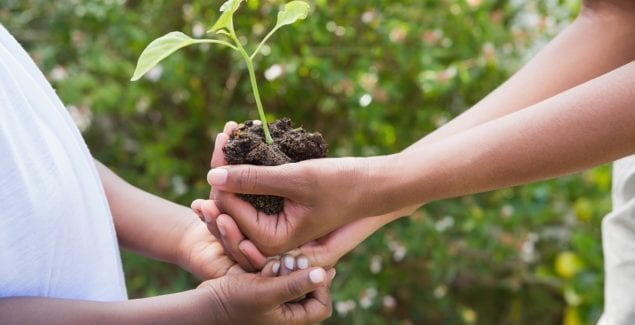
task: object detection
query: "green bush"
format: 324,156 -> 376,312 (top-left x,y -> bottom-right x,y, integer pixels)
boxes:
3,0 -> 607,323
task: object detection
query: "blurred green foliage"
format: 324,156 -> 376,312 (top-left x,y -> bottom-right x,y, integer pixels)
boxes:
2,0 -> 609,324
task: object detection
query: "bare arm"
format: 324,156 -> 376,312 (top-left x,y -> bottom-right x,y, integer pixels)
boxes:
0,290 -> 213,325
0,267 -> 332,325
204,0 -> 635,255
411,0 -> 635,149
375,60 -> 635,213
208,60 -> 635,255
96,161 -> 198,267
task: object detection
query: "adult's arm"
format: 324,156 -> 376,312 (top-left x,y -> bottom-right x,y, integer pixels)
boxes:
207,0 -> 635,255
373,60 -> 635,214
210,60 -> 635,255
411,0 -> 635,148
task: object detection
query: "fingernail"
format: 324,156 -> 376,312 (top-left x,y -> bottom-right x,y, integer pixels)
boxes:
330,269 -> 337,280
309,268 -> 325,284
284,256 -> 295,270
297,256 -> 309,270
217,220 -> 226,237
272,261 -> 280,275
208,169 -> 228,185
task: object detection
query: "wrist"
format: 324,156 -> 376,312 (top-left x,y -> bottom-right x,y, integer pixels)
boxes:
359,153 -> 413,216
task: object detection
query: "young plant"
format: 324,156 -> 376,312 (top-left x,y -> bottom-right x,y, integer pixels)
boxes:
131,0 -> 310,145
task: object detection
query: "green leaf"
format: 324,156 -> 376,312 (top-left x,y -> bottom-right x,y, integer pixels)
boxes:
275,1 -> 310,29
131,32 -> 195,81
209,0 -> 245,33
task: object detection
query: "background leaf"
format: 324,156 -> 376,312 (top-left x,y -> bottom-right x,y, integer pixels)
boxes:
131,32 -> 194,81
275,1 -> 310,29
209,0 -> 245,33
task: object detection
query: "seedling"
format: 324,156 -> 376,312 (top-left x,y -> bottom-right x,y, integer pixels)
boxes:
131,0 -> 310,145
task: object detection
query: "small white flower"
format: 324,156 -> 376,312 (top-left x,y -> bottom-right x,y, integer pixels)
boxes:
145,65 -> 163,82
192,22 -> 205,38
265,64 -> 283,81
382,295 -> 396,310
370,255 -> 382,274
434,285 -> 447,299
435,215 -> 455,232
359,94 -> 372,107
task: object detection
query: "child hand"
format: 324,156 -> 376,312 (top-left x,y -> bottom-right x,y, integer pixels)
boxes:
197,266 -> 334,324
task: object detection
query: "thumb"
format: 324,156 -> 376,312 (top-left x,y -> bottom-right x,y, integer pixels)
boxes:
263,267 -> 327,304
207,164 -> 303,198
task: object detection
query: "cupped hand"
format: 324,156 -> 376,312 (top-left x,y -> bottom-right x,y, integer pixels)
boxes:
176,216 -> 244,279
198,265 -> 335,325
199,199 -> 417,271
207,153 -> 394,256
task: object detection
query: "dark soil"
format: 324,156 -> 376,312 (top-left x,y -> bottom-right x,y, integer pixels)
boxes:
223,118 -> 328,214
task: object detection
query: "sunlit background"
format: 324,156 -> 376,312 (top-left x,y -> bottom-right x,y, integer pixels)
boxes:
1,0 -> 607,324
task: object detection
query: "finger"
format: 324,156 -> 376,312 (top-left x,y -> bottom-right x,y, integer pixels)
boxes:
278,271 -> 333,324
263,267 -> 328,304
211,133 -> 230,169
279,254 -> 296,276
261,258 -> 281,277
214,192 -> 300,256
296,255 -> 310,271
199,200 -> 232,267
201,200 -> 222,245
218,216 -> 269,271
210,122 -> 237,170
213,192 -> 275,247
325,268 -> 336,287
237,240 -> 268,270
223,121 -> 238,135
200,199 -> 221,225
216,214 -> 256,272
190,199 -> 206,222
207,163 -> 304,199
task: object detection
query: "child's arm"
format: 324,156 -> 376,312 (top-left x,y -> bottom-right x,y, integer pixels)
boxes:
0,267 -> 332,324
95,161 -> 240,278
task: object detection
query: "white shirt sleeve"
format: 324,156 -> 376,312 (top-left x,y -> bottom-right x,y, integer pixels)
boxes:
599,155 -> 635,325
0,24 -> 127,301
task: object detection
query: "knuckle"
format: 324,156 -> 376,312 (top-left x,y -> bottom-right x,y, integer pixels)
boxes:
285,278 -> 306,298
237,167 -> 258,193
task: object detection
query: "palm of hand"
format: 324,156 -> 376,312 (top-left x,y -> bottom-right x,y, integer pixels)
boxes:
179,221 -> 239,280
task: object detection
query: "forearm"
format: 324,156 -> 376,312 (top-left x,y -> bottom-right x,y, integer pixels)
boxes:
372,61 -> 635,214
0,290 -> 215,325
96,161 -> 198,265
408,1 -> 635,149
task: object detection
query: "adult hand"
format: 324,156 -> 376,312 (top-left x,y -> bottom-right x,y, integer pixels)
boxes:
199,200 -> 416,272
207,149 -> 397,256
192,121 -> 269,272
198,265 -> 334,325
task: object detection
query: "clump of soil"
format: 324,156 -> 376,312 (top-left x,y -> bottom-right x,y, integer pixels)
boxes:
223,118 -> 328,214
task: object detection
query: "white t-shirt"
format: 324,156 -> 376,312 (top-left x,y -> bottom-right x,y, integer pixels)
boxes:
0,24 -> 127,301
599,155 -> 635,325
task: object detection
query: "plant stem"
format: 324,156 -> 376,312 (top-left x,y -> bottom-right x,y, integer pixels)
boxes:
250,27 -> 278,60
229,32 -> 274,144
243,53 -> 274,144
